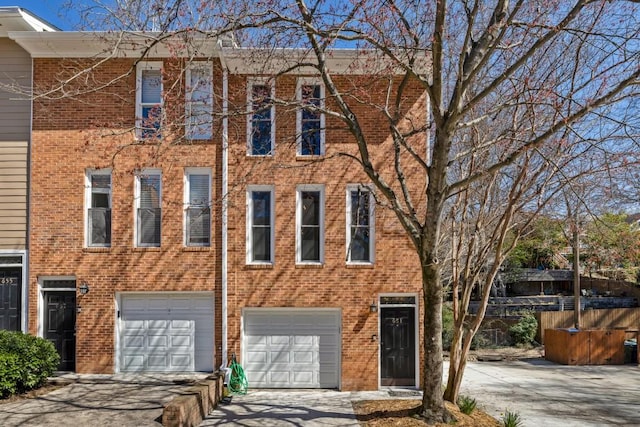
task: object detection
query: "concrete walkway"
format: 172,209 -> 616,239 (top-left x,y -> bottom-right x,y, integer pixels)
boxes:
0,373 -> 208,427
458,359 -> 640,426
201,390 -> 409,426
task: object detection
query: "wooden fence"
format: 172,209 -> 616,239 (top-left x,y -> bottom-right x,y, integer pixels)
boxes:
536,307 -> 640,344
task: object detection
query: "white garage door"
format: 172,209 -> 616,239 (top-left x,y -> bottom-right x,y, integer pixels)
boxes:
119,293 -> 214,372
243,309 -> 340,388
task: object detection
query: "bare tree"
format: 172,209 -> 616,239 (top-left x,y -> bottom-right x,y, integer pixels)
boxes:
20,0 -> 640,422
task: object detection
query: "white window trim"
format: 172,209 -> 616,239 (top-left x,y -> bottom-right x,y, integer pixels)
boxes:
246,78 -> 276,156
246,185 -> 275,264
296,77 -> 325,156
134,169 -> 162,247
296,184 -> 325,264
184,167 -> 212,247
346,184 -> 375,264
185,62 -> 213,140
84,168 -> 112,248
136,61 -> 163,139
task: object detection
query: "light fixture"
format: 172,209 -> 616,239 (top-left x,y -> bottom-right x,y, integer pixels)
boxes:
79,282 -> 90,295
369,300 -> 378,313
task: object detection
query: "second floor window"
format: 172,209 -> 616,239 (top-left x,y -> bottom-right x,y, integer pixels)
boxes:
185,169 -> 211,246
347,186 -> 375,263
297,79 -> 325,156
186,63 -> 213,140
136,171 -> 162,247
246,186 -> 274,264
297,185 -> 324,263
248,81 -> 274,156
86,170 -> 111,247
136,62 -> 163,138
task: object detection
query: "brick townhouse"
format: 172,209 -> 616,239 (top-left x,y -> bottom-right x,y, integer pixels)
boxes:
9,25 -> 426,389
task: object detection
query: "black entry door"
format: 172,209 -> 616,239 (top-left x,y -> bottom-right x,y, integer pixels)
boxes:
0,269 -> 21,331
381,306 -> 416,386
44,291 -> 76,371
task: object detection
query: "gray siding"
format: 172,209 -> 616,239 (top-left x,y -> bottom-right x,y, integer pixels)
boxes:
0,142 -> 27,249
0,38 -> 29,249
0,37 -> 30,142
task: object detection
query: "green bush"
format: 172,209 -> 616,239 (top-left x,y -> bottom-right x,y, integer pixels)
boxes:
0,330 -> 60,398
457,395 -> 477,415
501,410 -> 523,427
509,314 -> 538,347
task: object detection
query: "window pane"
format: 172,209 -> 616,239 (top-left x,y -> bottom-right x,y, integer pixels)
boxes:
189,68 -> 211,103
351,190 -> 370,226
252,191 -> 271,226
189,174 -> 209,206
301,192 -> 319,225
349,227 -> 370,261
188,104 -> 211,139
252,227 -> 271,261
301,121 -> 320,155
142,69 -> 162,103
301,227 -> 320,261
140,175 -> 161,208
138,207 -> 161,245
187,207 -> 210,245
89,208 -> 111,245
251,118 -> 272,155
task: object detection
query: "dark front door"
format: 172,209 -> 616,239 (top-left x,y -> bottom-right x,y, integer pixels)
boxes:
0,268 -> 21,331
44,291 -> 76,371
381,306 -> 416,386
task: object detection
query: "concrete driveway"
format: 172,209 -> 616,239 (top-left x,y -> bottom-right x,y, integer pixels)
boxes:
458,359 -> 640,426
0,373 -> 208,427
201,390 -> 414,426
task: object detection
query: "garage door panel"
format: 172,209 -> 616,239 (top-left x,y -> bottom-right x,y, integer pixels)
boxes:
119,293 -> 213,373
243,310 -> 340,388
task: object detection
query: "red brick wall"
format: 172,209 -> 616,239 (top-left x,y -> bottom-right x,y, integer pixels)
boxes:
30,57 -> 223,373
225,74 -> 427,390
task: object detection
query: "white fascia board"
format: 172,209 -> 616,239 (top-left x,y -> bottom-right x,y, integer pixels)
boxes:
221,47 -> 430,75
8,31 -> 222,59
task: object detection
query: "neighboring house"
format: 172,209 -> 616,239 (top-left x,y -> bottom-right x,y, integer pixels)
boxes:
9,28 -> 426,390
0,7 -> 57,333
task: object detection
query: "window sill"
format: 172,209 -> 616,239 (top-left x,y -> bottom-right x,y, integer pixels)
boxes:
247,153 -> 274,158
346,262 -> 375,268
246,263 -> 274,269
83,247 -> 111,253
182,246 -> 212,252
133,247 -> 162,252
296,154 -> 325,161
295,262 -> 324,268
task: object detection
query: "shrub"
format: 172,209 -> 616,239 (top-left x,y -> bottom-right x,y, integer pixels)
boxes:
509,314 -> 538,347
501,410 -> 523,427
457,395 -> 477,415
0,330 -> 60,398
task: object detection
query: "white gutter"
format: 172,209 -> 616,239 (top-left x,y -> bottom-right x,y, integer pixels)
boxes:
219,42 -> 229,370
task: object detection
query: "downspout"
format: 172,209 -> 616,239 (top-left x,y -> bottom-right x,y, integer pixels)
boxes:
218,42 -> 229,370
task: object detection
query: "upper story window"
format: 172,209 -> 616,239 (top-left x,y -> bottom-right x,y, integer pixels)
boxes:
346,185 -> 375,264
296,184 -> 325,264
296,78 -> 325,156
247,79 -> 275,156
186,63 -> 213,140
86,169 -> 112,247
184,168 -> 211,247
136,62 -> 163,139
246,185 -> 275,264
135,170 -> 162,247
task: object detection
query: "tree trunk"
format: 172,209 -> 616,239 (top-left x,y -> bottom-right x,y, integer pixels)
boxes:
418,255 -> 452,423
